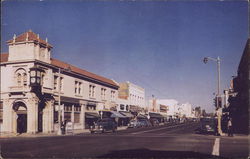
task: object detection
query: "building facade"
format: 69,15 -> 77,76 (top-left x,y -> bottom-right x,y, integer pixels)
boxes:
0,30 -> 119,134
228,38 -> 250,134
118,81 -> 145,114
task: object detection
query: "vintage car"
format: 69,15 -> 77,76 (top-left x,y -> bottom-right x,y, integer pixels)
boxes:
128,119 -> 142,128
149,118 -> 160,126
90,118 -> 117,133
198,117 -> 216,134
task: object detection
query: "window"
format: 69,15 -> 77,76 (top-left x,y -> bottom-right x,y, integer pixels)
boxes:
120,104 -> 124,110
101,88 -> 106,100
15,68 -> 28,87
111,90 -> 115,100
17,73 -> 22,86
89,85 -> 95,98
54,76 -> 58,90
78,82 -> 82,95
23,73 -> 27,86
75,81 -> 82,95
59,77 -> 63,92
75,81 -> 78,94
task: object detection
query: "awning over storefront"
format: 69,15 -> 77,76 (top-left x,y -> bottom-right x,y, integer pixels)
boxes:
137,114 -> 148,119
149,112 -> 164,118
119,111 -> 134,118
85,112 -> 100,119
129,105 -> 143,112
160,113 -> 168,118
110,111 -> 126,118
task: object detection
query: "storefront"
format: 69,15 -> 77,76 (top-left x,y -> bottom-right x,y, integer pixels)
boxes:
149,112 -> 164,123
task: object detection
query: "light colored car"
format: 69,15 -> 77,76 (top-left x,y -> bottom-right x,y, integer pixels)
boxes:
128,120 -> 142,128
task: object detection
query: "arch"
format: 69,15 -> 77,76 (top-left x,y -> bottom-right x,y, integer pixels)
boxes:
12,100 -> 27,133
14,68 -> 27,87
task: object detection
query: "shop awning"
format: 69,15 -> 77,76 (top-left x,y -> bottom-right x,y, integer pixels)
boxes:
110,111 -> 126,118
85,112 -> 100,119
149,112 -> 164,118
137,114 -> 148,119
119,111 -> 134,118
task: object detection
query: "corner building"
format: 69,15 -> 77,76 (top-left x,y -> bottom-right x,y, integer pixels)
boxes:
0,30 -> 119,134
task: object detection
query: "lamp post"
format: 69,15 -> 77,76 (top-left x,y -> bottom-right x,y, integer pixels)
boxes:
57,68 -> 62,135
30,65 -> 43,90
203,56 -> 223,135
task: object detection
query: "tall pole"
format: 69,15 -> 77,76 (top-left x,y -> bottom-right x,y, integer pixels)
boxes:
203,56 -> 223,135
217,56 -> 220,96
57,68 -> 62,135
217,57 -> 223,135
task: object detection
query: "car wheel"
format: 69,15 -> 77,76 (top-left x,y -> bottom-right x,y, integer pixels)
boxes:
90,131 -> 94,134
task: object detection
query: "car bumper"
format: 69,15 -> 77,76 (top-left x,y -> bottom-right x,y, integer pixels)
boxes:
90,128 -> 103,133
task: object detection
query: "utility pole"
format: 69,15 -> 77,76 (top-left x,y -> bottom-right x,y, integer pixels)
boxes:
57,68 -> 62,135
203,56 -> 223,135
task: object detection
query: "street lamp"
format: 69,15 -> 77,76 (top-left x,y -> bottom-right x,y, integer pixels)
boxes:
30,65 -> 44,87
30,65 -> 44,94
203,56 -> 223,135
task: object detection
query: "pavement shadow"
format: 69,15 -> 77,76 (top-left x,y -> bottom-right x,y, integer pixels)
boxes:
97,148 -> 227,159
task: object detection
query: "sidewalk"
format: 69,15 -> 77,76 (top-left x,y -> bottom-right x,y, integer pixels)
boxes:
0,126 -> 128,138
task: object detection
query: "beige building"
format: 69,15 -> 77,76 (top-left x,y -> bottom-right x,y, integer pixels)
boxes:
0,30 -> 119,134
118,81 -> 145,114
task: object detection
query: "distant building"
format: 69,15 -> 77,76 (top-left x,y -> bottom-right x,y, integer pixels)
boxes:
118,81 -> 145,115
178,103 -> 193,118
0,30 -> 119,134
153,99 -> 179,118
228,38 -> 250,134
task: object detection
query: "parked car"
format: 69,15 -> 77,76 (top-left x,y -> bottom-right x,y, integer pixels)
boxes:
139,119 -> 152,127
90,118 -> 117,133
128,119 -> 142,128
149,118 -> 160,126
198,117 -> 216,134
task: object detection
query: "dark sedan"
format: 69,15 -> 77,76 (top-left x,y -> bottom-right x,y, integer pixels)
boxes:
90,118 -> 117,133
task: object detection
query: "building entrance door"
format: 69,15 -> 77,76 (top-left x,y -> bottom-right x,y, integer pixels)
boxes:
17,113 -> 27,133
13,101 -> 27,134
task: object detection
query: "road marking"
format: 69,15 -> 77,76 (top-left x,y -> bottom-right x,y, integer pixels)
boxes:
212,137 -> 220,156
131,123 -> 185,135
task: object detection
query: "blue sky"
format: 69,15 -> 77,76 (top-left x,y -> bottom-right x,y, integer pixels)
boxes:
1,0 -> 248,113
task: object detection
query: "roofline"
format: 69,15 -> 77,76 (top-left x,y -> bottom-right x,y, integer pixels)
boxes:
0,58 -> 119,89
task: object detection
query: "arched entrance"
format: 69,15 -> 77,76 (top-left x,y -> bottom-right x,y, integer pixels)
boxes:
13,101 -> 27,133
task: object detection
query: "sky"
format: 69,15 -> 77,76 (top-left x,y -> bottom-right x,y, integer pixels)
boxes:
1,0 -> 249,113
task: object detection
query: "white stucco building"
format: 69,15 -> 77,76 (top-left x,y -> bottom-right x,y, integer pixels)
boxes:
0,30 -> 119,134
117,81 -> 145,113
156,99 -> 179,117
177,103 -> 193,118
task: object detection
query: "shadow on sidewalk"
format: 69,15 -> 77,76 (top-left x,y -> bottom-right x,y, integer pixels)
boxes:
97,148 -> 228,159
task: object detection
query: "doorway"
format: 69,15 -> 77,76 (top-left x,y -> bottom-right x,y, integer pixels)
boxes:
13,101 -> 27,134
17,113 -> 27,133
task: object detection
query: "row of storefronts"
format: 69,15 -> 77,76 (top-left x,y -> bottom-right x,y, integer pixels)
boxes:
0,30 -> 168,134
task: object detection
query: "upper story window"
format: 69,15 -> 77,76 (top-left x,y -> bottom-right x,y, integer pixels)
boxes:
59,77 -> 63,92
54,75 -> 58,90
111,90 -> 116,100
89,85 -> 95,98
15,68 -> 27,87
54,75 -> 63,92
75,81 -> 82,95
101,88 -> 106,100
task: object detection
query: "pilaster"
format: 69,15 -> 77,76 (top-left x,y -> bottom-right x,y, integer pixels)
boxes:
27,97 -> 39,133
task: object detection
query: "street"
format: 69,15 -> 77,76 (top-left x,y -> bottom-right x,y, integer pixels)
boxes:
0,121 -> 248,159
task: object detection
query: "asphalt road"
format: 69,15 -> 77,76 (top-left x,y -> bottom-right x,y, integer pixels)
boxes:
0,121 -> 248,159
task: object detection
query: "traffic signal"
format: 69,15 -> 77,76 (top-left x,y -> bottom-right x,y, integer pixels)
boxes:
203,57 -> 208,64
218,96 -> 222,108
213,97 -> 217,107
